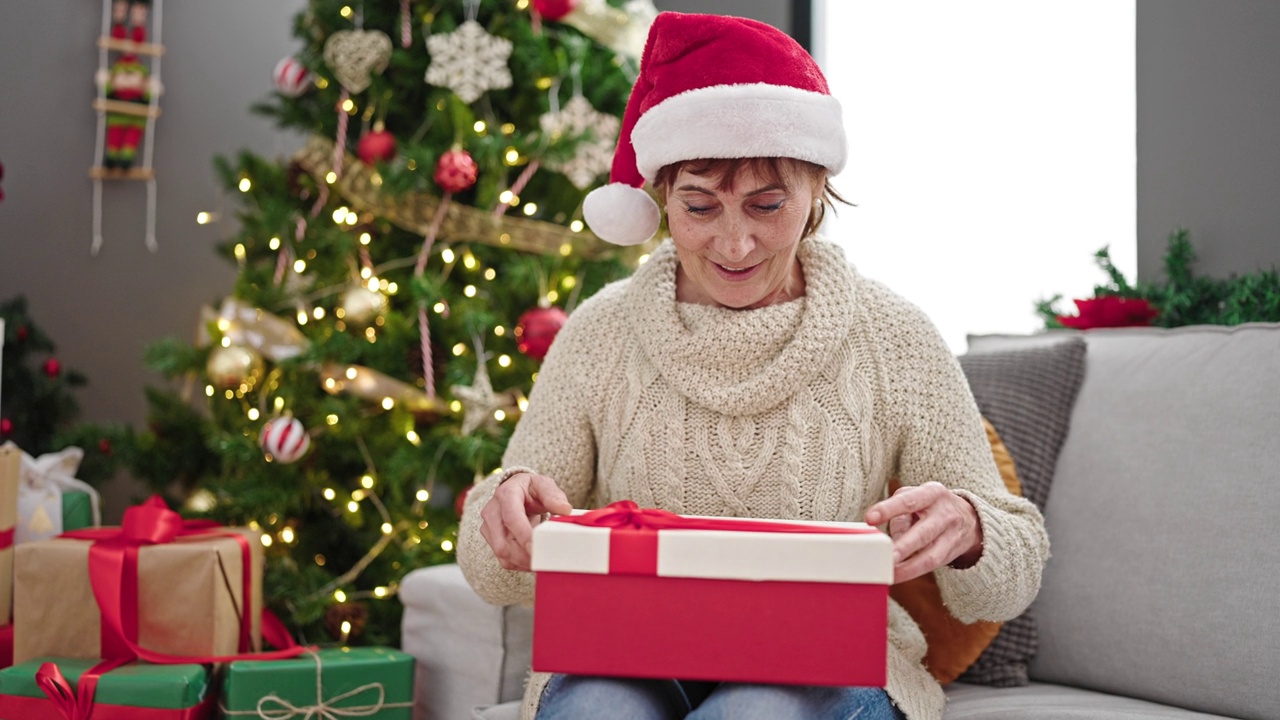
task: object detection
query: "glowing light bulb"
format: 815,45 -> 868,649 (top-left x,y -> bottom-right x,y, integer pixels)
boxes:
483,268 -> 496,281
463,285 -> 477,297
261,535 -> 273,547
360,474 -> 374,489
323,488 -> 337,500
247,408 -> 260,421
196,212 -> 211,225
238,178 -> 252,192
281,527 -> 295,543
473,120 -> 486,133
381,523 -> 393,535
274,397 -> 285,410
449,400 -> 462,413
498,190 -> 513,204
463,252 -> 477,269
345,367 -> 358,380
334,589 -> 347,602
441,248 -> 455,263
523,203 -> 538,216
205,385 -> 214,397
406,430 -> 420,445
494,409 -> 506,421
432,302 -> 446,314
333,207 -> 348,223
359,232 -> 372,245
494,325 -> 506,337
451,343 -> 466,356
559,243 -> 573,256
296,310 -> 308,325
442,540 -> 454,552
570,220 -> 584,232
313,307 -> 326,320
415,489 -> 429,502
561,276 -> 577,289
347,501 -> 359,513
269,236 -> 281,250
234,243 -> 246,260
325,171 -> 337,184
498,354 -> 511,367
373,586 -> 388,597
293,259 -> 307,273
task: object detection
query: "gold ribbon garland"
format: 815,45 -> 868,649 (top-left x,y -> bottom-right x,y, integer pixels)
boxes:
293,136 -> 653,262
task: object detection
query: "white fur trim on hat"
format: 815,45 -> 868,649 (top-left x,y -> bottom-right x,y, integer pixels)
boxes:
583,183 -> 661,246
631,83 -> 846,181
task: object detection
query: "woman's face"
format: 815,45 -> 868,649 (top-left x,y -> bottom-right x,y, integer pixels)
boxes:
665,162 -> 818,310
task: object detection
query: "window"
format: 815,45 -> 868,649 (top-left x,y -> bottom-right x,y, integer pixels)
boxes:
815,1 -> 1136,351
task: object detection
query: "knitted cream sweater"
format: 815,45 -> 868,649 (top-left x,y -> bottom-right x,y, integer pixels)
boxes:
457,236 -> 1049,720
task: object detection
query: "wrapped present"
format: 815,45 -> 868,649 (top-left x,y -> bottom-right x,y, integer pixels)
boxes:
0,657 -> 215,719
13,496 -> 264,665
1,442 -> 102,544
0,445 -> 18,623
530,501 -> 894,687
221,647 -> 415,720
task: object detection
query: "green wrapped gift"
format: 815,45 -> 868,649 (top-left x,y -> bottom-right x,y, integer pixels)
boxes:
0,657 -> 214,719
221,647 -> 414,719
62,490 -> 95,532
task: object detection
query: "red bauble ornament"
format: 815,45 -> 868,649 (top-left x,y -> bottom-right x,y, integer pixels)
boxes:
532,0 -> 578,21
515,306 -> 569,361
434,148 -> 478,194
357,124 -> 397,165
455,484 -> 473,517
99,438 -> 114,456
43,357 -> 61,377
0,418 -> 12,436
273,55 -> 312,97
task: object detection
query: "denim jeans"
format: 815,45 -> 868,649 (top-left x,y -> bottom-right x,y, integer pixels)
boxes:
536,675 -> 904,720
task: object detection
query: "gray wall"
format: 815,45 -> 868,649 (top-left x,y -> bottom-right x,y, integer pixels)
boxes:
1137,0 -> 1280,281
0,1 -> 304,516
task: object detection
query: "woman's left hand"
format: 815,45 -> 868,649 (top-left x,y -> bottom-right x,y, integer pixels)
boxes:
864,481 -> 984,584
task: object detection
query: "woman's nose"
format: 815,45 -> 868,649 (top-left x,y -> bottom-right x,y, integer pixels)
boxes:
715,217 -> 754,261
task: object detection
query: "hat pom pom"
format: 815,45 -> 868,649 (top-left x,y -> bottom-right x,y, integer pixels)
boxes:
583,183 -> 661,246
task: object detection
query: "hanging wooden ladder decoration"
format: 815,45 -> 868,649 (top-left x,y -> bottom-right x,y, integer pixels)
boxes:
90,0 -> 165,254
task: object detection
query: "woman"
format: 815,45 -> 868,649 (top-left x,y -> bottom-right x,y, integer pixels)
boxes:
457,12 -> 1048,720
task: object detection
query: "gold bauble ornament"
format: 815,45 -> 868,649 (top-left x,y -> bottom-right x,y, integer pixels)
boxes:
206,345 -> 265,390
340,285 -> 388,326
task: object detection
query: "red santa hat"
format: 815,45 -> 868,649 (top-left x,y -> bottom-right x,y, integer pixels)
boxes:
583,12 -> 847,246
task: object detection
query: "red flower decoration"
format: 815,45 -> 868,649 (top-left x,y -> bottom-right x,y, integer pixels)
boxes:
1056,296 -> 1158,329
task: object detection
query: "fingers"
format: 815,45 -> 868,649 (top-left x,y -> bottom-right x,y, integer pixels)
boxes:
866,482 -> 982,584
527,474 -> 573,516
479,472 -> 573,573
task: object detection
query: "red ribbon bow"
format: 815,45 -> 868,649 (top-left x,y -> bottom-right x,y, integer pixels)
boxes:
552,501 -> 874,575
61,495 -> 306,665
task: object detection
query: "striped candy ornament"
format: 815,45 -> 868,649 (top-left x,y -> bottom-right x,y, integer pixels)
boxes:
259,416 -> 311,463
273,55 -> 313,97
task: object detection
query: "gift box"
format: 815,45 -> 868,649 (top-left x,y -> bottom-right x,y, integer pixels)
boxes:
4,443 -> 102,544
221,647 -> 415,719
0,657 -> 215,719
12,499 -> 263,665
0,446 -> 18,623
530,502 -> 894,687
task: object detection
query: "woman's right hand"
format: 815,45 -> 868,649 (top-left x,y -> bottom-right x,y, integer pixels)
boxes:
478,472 -> 573,572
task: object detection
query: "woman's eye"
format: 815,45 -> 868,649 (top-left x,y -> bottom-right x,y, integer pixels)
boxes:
754,202 -> 784,213
684,204 -> 714,215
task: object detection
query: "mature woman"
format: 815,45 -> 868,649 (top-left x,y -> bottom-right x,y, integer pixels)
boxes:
457,12 -> 1048,720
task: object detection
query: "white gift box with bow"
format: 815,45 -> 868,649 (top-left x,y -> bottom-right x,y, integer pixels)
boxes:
1,443 -> 102,544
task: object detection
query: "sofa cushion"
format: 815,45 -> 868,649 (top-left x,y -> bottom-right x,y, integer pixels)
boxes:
944,682 -> 1242,719
972,324 -> 1280,720
401,565 -> 533,720
954,338 -> 1087,686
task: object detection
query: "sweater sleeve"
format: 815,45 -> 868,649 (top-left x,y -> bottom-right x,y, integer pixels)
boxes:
455,286 -> 620,607
865,280 -> 1049,623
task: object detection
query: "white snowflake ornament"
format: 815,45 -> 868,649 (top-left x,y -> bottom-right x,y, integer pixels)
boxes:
425,20 -> 513,103
540,95 -> 620,190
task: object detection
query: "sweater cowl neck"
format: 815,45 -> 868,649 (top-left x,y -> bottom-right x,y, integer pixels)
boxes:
625,236 -> 859,416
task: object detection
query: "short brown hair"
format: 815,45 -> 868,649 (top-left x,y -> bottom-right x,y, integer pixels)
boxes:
652,157 -> 848,239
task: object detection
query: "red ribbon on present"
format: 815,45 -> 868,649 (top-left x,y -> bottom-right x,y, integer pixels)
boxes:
0,658 -> 217,720
552,501 -> 877,575
60,495 -> 307,665
0,527 -> 14,551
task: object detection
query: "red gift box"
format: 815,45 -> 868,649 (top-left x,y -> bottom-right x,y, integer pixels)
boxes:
530,502 -> 893,687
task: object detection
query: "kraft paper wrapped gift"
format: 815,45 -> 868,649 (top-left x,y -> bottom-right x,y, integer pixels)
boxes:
12,518 -> 263,665
530,501 -> 894,687
0,658 -> 215,719
220,647 -> 415,720
0,446 -> 18,623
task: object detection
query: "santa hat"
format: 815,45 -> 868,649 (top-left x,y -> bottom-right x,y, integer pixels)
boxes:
583,12 -> 847,246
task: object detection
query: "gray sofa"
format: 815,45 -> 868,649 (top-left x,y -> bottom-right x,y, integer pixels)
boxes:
401,323 -> 1280,720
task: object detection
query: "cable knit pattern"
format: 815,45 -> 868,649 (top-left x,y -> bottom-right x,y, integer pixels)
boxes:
456,236 -> 1049,720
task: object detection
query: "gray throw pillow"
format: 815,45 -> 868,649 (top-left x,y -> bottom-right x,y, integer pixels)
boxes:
955,337 -> 1086,687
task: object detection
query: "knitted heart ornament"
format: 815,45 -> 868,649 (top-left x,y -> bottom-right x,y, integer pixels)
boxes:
323,30 -> 393,93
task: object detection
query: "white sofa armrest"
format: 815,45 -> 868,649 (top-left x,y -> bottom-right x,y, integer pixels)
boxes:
401,564 -> 533,720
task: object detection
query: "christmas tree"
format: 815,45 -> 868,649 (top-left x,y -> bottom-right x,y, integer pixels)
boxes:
110,0 -> 655,646
1,297 -> 90,456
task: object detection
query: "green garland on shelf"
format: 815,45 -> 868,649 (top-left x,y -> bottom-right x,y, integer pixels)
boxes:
1037,228 -> 1280,329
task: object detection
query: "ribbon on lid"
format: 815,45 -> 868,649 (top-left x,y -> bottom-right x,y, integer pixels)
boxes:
552,500 -> 876,575
61,495 -> 308,665
0,527 -> 12,551
221,650 -> 414,720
